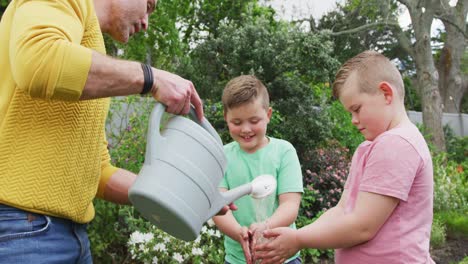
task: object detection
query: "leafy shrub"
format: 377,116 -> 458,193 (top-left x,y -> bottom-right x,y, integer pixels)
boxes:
325,101 -> 364,154
444,126 -> 468,163
430,217 -> 447,248
433,152 -> 468,212
435,211 -> 468,237
296,210 -> 334,263
88,201 -> 132,263
300,140 -> 351,217
127,220 -> 225,264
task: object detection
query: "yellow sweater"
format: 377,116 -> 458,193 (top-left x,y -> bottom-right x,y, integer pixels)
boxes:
0,0 -> 118,223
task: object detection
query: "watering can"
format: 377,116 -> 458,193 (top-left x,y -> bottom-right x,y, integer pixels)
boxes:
128,103 -> 276,241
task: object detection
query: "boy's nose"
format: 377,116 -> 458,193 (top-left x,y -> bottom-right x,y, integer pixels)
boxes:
351,114 -> 359,125
240,125 -> 251,133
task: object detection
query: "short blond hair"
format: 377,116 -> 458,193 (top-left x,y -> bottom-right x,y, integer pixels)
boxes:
332,50 -> 404,99
222,75 -> 270,112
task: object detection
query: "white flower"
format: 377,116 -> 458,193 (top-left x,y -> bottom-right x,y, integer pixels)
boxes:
191,247 -> 204,256
194,236 -> 201,243
139,244 -> 146,252
214,230 -> 221,238
207,219 -> 215,227
207,229 -> 215,236
152,256 -> 158,264
153,243 -> 166,252
128,231 -> 154,245
163,237 -> 171,243
173,252 -> 184,263
201,226 -> 208,233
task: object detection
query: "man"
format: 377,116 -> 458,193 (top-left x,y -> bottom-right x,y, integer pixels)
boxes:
0,0 -> 232,262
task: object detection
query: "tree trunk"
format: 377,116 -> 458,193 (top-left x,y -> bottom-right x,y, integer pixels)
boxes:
405,0 -> 446,151
436,1 -> 467,113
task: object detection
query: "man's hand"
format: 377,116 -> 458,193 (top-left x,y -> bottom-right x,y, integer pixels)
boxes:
254,227 -> 300,264
151,68 -> 204,120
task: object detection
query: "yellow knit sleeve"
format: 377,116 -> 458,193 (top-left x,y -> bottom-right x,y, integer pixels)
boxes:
97,138 -> 119,199
9,0 -> 92,101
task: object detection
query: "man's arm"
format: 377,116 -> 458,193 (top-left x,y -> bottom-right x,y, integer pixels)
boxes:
100,169 -> 136,204
81,51 -> 204,120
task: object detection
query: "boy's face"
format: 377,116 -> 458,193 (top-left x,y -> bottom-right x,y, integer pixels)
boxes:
224,98 -> 272,153
339,73 -> 393,141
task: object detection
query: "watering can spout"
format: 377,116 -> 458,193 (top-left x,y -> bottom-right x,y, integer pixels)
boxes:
207,183 -> 253,218
207,174 -> 277,219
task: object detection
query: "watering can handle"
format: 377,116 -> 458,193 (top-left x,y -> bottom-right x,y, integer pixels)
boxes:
146,103 -> 223,162
188,106 -> 223,146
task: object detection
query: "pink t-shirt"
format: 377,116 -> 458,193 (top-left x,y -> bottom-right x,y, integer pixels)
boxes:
335,122 -> 435,264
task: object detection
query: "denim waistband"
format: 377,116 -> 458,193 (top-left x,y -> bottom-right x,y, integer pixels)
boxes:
0,203 -> 84,226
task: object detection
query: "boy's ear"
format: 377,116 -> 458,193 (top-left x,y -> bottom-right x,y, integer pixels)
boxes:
267,107 -> 272,120
379,82 -> 394,104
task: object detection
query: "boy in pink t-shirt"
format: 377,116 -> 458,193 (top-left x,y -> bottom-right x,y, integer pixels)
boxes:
255,50 -> 435,264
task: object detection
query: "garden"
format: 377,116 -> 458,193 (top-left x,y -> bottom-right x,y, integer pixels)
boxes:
89,1 -> 467,263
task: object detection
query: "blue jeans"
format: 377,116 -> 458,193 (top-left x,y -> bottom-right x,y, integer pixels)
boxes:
0,204 -> 92,264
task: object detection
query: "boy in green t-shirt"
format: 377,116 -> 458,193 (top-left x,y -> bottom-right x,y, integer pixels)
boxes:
213,75 -> 304,264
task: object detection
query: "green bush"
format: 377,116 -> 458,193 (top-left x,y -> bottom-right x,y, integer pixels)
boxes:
436,211 -> 468,237
444,126 -> 468,164
430,217 -> 447,248
433,152 -> 468,212
300,140 -> 350,217
127,220 -> 225,264
459,256 -> 468,264
326,101 -> 364,154
296,210 -> 334,263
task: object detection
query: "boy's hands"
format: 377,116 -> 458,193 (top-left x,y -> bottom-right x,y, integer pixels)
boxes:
254,227 -> 300,264
237,226 -> 253,264
249,221 -> 269,262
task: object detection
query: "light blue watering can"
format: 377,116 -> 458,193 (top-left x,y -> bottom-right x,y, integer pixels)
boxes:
128,103 -> 276,241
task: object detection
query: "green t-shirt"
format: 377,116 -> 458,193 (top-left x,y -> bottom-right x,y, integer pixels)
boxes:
220,137 -> 304,264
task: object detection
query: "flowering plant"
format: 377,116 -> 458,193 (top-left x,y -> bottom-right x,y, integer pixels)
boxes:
300,140 -> 350,217
127,219 -> 225,264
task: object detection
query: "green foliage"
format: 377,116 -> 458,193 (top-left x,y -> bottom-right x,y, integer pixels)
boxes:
88,201 -> 133,263
317,0 -> 407,65
404,76 -> 422,111
300,141 -> 351,217
436,211 -> 468,238
432,152 -> 468,212
179,17 -> 339,101
127,221 -> 225,264
326,100 -> 364,153
107,96 -> 155,173
296,211 -> 334,262
430,216 -> 447,248
0,0 -> 10,18
444,127 -> 468,163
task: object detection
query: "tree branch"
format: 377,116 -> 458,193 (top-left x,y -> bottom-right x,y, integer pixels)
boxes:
435,15 -> 468,39
324,21 -> 400,36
